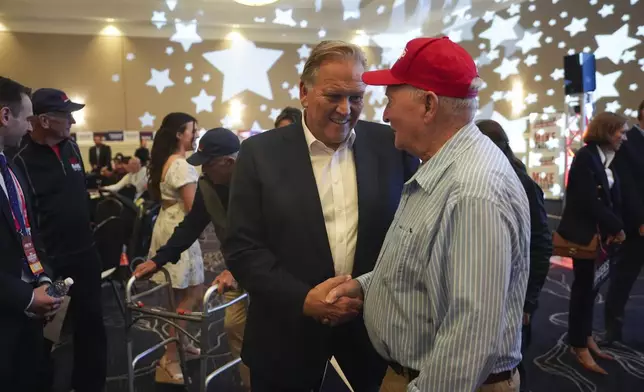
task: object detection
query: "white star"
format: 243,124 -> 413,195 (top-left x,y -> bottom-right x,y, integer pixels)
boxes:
622,15 -> 630,22
220,115 -> 237,129
288,86 -> 300,100
543,106 -> 556,114
491,91 -> 505,101
260,104 -> 267,112
598,4 -> 614,18
564,17 -> 588,37
549,19 -> 557,26
525,93 -> 538,104
528,4 -> 536,11
373,106 -> 385,123
151,11 -> 166,29
558,41 -> 566,49
637,26 -> 644,37
524,54 -> 538,67
547,89 -> 555,96
295,60 -> 306,75
146,68 -> 174,94
171,20 -> 202,52
367,85 -> 387,106
482,11 -> 495,23
592,71 -> 621,102
479,15 -> 520,49
507,4 -> 520,16
606,100 -> 621,112
273,8 -> 297,27
629,83 -> 638,91
595,24 -> 641,64
550,68 -> 564,80
254,17 -> 266,23
377,5 -> 386,15
516,30 -> 543,54
202,74 -> 211,82
185,63 -> 193,71
491,111 -> 529,151
342,0 -> 361,20
533,21 -> 541,27
111,74 -> 120,82
281,81 -> 289,90
318,28 -> 327,38
631,0 -> 640,5
297,44 -> 311,59
589,0 -> 598,5
494,57 -> 520,80
203,39 -> 283,102
545,37 -> 553,44
269,108 -> 282,122
621,50 -> 636,63
479,43 -> 486,50
300,20 -> 308,28
166,0 -> 177,11
560,11 -> 568,18
191,89 -> 216,113
184,76 -> 192,85
488,49 -> 500,60
165,46 -> 174,55
139,112 -> 156,128
126,53 -> 135,61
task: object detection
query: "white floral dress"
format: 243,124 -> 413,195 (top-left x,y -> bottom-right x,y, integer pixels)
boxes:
149,158 -> 204,289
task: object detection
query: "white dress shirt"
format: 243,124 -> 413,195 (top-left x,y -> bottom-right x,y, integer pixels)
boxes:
596,145 -> 615,189
102,167 -> 149,199
302,120 -> 359,276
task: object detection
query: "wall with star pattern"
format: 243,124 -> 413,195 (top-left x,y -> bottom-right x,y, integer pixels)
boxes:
0,0 -> 641,152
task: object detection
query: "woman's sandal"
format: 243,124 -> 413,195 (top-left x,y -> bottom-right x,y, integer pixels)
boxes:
155,355 -> 185,384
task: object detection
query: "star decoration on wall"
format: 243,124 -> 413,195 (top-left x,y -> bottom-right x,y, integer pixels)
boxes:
479,15 -> 521,50
594,24 -> 641,64
139,112 -> 156,128
273,9 -> 297,27
203,39 -> 284,102
598,4 -> 615,18
146,68 -> 174,94
288,86 -> 300,100
191,89 -> 216,113
494,57 -> 521,80
516,30 -> 543,54
592,70 -> 621,103
297,44 -> 311,59
151,11 -> 167,29
170,20 -> 202,52
564,17 -> 588,36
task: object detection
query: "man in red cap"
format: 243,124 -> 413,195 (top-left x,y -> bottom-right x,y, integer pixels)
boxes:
326,37 -> 530,392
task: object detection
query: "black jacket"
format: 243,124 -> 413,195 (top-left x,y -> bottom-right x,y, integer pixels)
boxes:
0,156 -> 52,315
11,137 -> 94,267
224,121 -> 418,387
558,144 -> 623,247
89,144 -> 112,172
516,169 -> 551,313
613,126 -> 644,236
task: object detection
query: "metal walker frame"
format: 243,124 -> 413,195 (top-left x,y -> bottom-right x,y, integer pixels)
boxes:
124,266 -> 248,392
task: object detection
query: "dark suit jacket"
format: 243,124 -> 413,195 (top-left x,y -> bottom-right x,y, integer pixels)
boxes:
224,121 -> 418,386
613,126 -> 644,236
558,143 -> 623,247
0,159 -> 51,315
89,144 -> 112,171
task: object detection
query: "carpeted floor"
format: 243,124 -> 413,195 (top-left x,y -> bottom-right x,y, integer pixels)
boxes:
51,260 -> 644,392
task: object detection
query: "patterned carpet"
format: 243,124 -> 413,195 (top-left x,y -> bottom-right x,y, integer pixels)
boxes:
50,259 -> 644,392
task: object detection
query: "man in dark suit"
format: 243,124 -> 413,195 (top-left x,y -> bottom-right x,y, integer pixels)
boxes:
605,99 -> 644,342
89,134 -> 112,173
0,76 -> 62,391
224,41 -> 418,391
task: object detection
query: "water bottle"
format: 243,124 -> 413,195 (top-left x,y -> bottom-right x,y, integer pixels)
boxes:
47,277 -> 74,298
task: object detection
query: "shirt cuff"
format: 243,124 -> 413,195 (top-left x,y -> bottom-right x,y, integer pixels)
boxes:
355,272 -> 373,295
38,275 -> 53,286
24,291 -> 35,317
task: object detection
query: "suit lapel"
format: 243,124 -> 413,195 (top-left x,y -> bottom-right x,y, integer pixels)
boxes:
282,125 -> 334,266
352,124 -> 379,275
0,162 -> 22,243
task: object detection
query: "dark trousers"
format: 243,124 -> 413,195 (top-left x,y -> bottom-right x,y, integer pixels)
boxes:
53,248 -> 107,392
605,238 -> 644,337
0,316 -> 48,392
517,321 -> 532,392
568,258 -> 598,348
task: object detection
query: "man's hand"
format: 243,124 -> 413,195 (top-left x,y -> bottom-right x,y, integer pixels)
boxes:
133,260 -> 158,279
615,230 -> 626,244
212,270 -> 238,294
28,285 -> 63,317
639,224 -> 644,237
303,275 -> 363,326
325,278 -> 363,304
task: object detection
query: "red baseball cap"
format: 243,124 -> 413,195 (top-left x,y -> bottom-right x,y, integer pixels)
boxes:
362,37 -> 479,99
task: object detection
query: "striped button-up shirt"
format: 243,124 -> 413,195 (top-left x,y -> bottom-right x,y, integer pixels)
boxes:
357,122 -> 530,392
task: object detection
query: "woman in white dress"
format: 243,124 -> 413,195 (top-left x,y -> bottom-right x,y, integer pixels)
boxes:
147,112 -> 204,382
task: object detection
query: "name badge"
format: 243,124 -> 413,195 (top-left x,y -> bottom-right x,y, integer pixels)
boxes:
22,234 -> 44,276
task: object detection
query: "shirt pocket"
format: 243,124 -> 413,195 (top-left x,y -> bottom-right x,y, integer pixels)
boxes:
384,223 -> 427,292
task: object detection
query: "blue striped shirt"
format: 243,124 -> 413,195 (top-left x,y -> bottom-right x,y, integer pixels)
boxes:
357,122 -> 530,392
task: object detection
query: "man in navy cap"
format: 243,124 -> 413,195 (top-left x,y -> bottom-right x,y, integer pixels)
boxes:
133,127 -> 251,390
11,88 -> 107,392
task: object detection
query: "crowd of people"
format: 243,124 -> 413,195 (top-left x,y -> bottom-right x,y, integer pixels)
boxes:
1,34 -> 643,392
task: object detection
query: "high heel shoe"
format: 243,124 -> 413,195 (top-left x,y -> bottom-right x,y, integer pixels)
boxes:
570,347 -> 608,375
181,335 -> 201,358
588,337 -> 614,360
155,355 -> 184,384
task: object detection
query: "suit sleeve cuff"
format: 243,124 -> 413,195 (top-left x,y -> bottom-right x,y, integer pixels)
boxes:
24,291 -> 35,315
356,272 -> 373,295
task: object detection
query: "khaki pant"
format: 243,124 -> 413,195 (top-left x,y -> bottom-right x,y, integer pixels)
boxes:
379,366 -> 520,392
224,288 -> 250,390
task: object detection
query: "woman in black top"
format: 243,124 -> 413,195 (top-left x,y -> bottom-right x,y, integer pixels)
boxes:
477,120 -> 552,392
557,112 -> 628,374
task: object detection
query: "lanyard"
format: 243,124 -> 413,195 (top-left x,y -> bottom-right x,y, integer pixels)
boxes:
6,169 -> 31,235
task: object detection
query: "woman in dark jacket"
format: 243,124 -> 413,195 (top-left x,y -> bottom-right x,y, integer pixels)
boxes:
557,112 -> 628,374
477,120 -> 552,392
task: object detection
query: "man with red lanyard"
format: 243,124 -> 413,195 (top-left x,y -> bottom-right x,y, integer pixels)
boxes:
0,76 -> 62,391
10,88 -> 107,392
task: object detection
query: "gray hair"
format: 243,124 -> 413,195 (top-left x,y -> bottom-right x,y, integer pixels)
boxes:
301,40 -> 368,87
411,77 -> 484,122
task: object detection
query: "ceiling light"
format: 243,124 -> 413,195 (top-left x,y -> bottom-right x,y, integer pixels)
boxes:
233,0 -> 279,6
0,23 -> 8,32
100,25 -> 122,36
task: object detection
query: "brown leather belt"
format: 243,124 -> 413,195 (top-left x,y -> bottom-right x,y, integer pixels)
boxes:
483,368 -> 517,385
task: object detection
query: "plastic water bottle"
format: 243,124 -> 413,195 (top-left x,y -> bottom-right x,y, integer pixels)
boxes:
47,277 -> 74,298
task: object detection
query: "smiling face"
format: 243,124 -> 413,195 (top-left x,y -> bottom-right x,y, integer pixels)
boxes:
300,59 -> 365,148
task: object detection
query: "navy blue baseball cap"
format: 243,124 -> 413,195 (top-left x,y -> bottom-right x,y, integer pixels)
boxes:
187,127 -> 240,166
32,88 -> 85,115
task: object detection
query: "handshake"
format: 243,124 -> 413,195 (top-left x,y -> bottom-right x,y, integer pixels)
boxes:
303,275 -> 364,327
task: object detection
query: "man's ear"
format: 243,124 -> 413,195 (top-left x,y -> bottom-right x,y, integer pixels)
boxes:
0,107 -> 11,127
299,81 -> 309,109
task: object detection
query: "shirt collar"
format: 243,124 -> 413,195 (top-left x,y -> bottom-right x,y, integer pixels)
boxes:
635,124 -> 644,138
596,145 -> 615,168
302,112 -> 356,152
411,122 -> 479,192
